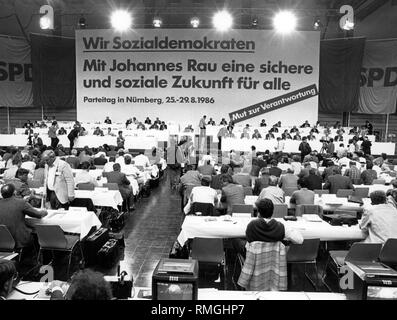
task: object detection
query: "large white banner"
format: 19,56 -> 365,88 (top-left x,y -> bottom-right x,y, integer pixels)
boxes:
0,35 -> 33,107
359,39 -> 397,114
76,29 -> 319,127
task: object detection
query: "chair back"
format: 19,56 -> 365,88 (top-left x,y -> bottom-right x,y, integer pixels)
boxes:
191,202 -> 215,216
27,179 -> 43,188
336,189 -> 354,198
103,183 -> 119,190
379,238 -> 397,268
352,178 -> 362,185
373,179 -> 386,185
313,189 -> 329,196
0,225 -> 16,251
238,241 -> 287,291
231,204 -> 253,217
191,238 -> 224,263
345,243 -> 383,263
295,204 -> 323,217
284,187 -> 298,197
35,225 -> 68,249
353,187 -> 369,198
273,204 -> 288,218
287,238 -> 320,263
243,186 -> 253,196
77,182 -> 95,190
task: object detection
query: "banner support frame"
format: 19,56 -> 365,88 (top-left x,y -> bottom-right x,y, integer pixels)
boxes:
385,113 -> 390,142
7,107 -> 10,134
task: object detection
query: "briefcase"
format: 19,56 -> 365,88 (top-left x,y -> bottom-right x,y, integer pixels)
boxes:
323,213 -> 358,226
97,239 -> 119,268
84,228 -> 109,266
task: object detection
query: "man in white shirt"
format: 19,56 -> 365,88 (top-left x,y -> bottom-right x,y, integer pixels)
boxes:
360,191 -> 397,243
258,175 -> 285,205
74,161 -> 98,188
103,156 -> 116,173
133,152 -> 150,168
274,137 -> 285,153
184,177 -> 218,214
20,155 -> 36,176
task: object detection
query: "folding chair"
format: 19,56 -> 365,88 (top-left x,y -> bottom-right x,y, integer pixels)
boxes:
353,187 -> 369,198
336,189 -> 354,198
295,204 -> 323,217
191,238 -> 226,289
273,204 -> 288,218
379,238 -> 397,269
231,204 -> 253,218
284,187 -> 299,197
191,202 -> 215,216
287,238 -> 321,291
373,179 -> 386,185
314,189 -> 329,196
35,225 -> 84,280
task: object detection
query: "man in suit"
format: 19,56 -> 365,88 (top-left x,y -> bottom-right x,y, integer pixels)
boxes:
269,160 -> 282,177
300,168 -> 322,191
232,171 -> 251,187
220,174 -> 245,215
323,167 -> 353,194
0,184 -> 47,248
93,154 -> 108,166
31,133 -> 43,148
48,121 -> 59,149
211,165 -> 231,190
197,160 -> 216,176
42,150 -> 75,209
66,149 -> 80,169
278,168 -> 298,193
102,163 -> 135,210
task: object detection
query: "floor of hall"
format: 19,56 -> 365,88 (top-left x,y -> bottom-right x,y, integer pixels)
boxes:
21,169 -> 345,293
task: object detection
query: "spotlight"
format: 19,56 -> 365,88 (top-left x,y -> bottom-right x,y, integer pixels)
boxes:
212,10 -> 233,32
153,17 -> 162,28
190,17 -> 200,28
110,10 -> 132,32
78,17 -> 86,29
342,19 -> 354,30
273,11 -> 297,34
251,18 -> 258,28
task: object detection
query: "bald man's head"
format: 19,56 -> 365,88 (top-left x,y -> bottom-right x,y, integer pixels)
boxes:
1,184 -> 15,199
42,150 -> 56,166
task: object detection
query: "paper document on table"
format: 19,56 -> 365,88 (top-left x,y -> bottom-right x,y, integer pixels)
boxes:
302,214 -> 323,222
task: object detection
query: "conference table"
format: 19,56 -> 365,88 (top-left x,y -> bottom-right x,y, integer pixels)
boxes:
26,209 -> 101,240
176,215 -> 365,246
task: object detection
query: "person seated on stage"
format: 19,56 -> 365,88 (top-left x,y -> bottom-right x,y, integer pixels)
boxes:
137,122 -> 146,130
144,117 -> 152,125
102,163 -> 135,211
275,121 -> 282,127
323,167 -> 353,194
74,161 -> 98,189
293,133 -> 302,141
310,125 -> 319,134
257,175 -> 285,205
290,179 -> 315,205
125,118 -> 133,128
259,119 -> 267,127
240,128 -> 250,139
58,127 -> 67,135
220,174 -> 245,215
290,126 -> 299,134
306,132 -> 316,141
300,120 -> 311,128
0,184 -> 47,249
207,118 -> 216,125
49,269 -> 113,300
106,127 -> 116,136
219,118 -> 228,126
197,160 -> 216,177
360,191 -> 397,243
93,127 -> 104,136
281,130 -> 292,140
0,259 -> 18,300
269,125 -> 278,133
66,149 -> 80,169
104,116 -> 112,124
183,176 -> 218,215
252,129 -> 262,139
265,131 -> 275,140
183,124 -> 194,133
349,126 -> 358,135
149,122 -> 159,130
159,121 -> 168,130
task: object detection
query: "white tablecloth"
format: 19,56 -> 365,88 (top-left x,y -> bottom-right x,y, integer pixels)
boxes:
177,216 -> 365,246
74,189 -> 123,209
26,209 -> 101,239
